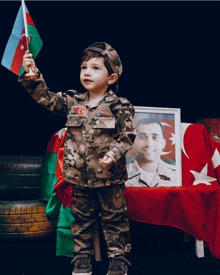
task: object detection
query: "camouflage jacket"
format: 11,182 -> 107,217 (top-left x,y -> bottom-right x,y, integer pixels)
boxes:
18,71 -> 136,188
125,158 -> 177,187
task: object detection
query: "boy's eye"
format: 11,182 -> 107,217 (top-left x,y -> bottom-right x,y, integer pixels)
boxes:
81,65 -> 86,70
93,66 -> 99,70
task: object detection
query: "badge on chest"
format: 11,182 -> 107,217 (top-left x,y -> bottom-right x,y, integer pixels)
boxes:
70,106 -> 86,116
95,109 -> 112,117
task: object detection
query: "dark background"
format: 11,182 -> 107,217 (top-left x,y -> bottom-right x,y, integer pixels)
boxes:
1,0 -> 220,156
1,2 -> 220,274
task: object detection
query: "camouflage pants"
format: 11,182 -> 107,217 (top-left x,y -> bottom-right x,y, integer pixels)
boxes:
71,183 -> 131,257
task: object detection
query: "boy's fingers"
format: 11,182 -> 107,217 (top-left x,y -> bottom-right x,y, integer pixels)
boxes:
23,60 -> 33,67
23,54 -> 33,59
99,156 -> 113,170
23,57 -> 32,62
104,157 -> 113,165
102,155 -> 108,162
23,50 -> 32,57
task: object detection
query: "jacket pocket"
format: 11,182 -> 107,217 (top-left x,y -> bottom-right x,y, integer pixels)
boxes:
93,118 -> 115,129
65,116 -> 85,127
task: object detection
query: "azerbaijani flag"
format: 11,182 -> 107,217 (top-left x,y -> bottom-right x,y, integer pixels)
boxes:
40,128 -> 75,257
1,4 -> 43,76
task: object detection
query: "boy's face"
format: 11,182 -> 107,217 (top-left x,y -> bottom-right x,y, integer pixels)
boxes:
80,57 -> 114,94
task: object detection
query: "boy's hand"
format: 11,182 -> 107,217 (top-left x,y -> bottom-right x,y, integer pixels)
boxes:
99,155 -> 114,170
22,50 -> 36,73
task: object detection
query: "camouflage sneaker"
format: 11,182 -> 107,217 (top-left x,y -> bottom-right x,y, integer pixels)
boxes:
71,254 -> 92,275
107,255 -> 131,275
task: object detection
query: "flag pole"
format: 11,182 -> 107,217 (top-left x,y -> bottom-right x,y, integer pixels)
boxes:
21,0 -> 38,79
21,0 -> 29,49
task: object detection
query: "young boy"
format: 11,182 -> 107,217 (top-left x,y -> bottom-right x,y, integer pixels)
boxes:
20,42 -> 136,275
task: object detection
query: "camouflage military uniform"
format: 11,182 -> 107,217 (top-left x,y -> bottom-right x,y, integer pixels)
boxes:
126,157 -> 177,187
18,71 -> 136,256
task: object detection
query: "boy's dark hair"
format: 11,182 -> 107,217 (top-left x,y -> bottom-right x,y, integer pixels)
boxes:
136,119 -> 165,138
81,50 -> 117,93
81,50 -> 114,76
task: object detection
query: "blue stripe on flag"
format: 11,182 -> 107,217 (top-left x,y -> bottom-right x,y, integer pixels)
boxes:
1,34 -> 20,69
12,7 -> 24,38
1,5 -> 29,71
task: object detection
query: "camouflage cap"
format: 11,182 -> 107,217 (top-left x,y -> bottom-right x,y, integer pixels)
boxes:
83,42 -> 123,77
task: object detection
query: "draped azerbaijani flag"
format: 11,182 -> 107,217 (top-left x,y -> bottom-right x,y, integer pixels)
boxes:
1,3 -> 43,76
40,128 -> 75,257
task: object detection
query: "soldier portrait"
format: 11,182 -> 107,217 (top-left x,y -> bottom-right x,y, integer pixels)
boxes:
126,107 -> 182,187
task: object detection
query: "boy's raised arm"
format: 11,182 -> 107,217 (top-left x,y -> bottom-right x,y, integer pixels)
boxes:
18,52 -> 68,117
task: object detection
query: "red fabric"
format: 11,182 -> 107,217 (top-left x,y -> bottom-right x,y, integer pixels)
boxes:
160,119 -> 175,159
124,186 -> 220,258
26,13 -> 35,26
11,30 -> 30,75
46,131 -> 64,153
197,118 -> 220,143
182,124 -> 220,186
49,129 -> 73,208
47,124 -> 220,259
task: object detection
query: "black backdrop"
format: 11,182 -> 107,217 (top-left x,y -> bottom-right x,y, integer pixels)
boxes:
1,1 -> 220,156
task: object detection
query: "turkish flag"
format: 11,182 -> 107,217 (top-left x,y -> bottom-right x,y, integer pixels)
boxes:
181,123 -> 220,186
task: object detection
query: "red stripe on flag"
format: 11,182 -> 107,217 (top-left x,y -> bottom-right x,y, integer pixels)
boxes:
26,13 -> 35,26
161,119 -> 175,159
46,133 -> 63,153
10,30 -> 27,75
10,30 -> 32,75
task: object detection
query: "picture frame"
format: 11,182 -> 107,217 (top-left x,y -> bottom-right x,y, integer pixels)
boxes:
126,106 -> 182,187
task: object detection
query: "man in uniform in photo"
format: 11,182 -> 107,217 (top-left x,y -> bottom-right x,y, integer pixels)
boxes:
126,119 -> 177,187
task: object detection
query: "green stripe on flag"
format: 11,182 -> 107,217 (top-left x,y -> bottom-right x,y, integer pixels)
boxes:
41,152 -> 58,201
162,158 -> 176,165
19,25 -> 43,76
57,205 -> 75,257
41,151 -> 75,256
46,191 -> 62,226
46,189 -> 75,257
28,26 -> 43,56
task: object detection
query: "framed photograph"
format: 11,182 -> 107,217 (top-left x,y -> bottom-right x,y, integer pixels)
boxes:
126,106 -> 182,187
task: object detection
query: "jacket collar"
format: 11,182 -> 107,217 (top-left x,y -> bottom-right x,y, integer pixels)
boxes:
103,90 -> 117,103
75,90 -> 117,104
